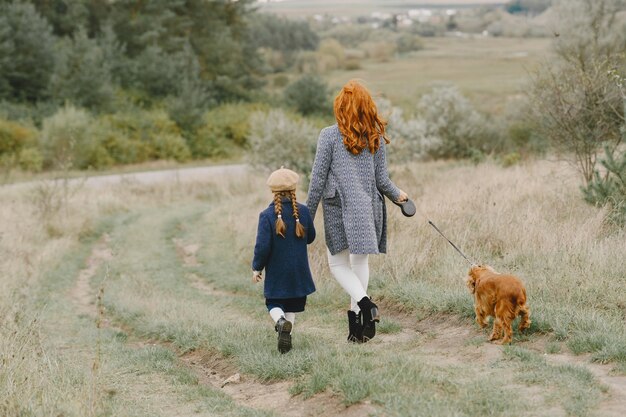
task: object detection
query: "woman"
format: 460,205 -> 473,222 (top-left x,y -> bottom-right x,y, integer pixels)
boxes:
307,79 -> 409,343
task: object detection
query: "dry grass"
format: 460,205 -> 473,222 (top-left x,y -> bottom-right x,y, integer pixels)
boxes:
1,158 -> 624,416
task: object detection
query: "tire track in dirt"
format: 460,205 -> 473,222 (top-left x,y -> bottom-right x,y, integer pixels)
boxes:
68,234 -> 113,318
169,235 -> 624,416
171,238 -> 377,417
394,310 -> 625,417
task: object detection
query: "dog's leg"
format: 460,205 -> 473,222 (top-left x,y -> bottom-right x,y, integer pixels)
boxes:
489,317 -> 502,341
475,305 -> 488,328
518,304 -> 531,331
499,317 -> 513,344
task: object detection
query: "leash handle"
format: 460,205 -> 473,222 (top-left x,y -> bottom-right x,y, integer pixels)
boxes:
427,220 -> 476,267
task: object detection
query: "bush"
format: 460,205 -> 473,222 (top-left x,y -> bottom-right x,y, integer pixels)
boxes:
191,103 -> 268,158
0,118 -> 38,173
248,109 -> 318,183
18,147 -> 44,172
40,104 -> 112,170
360,41 -> 396,62
151,133 -> 191,162
396,33 -> 424,54
379,98 -> 434,163
418,86 -> 492,159
318,38 -> 345,68
344,58 -> 362,71
284,75 -> 330,116
0,119 -> 37,157
98,109 -> 190,164
582,146 -> 626,225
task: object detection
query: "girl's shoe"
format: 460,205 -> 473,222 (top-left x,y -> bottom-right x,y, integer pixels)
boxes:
347,310 -> 363,343
392,198 -> 416,217
275,318 -> 292,354
358,297 -> 380,341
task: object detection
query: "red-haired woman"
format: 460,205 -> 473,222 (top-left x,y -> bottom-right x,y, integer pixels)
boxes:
307,79 -> 409,343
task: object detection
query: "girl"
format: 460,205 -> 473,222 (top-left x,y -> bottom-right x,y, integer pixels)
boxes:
252,167 -> 316,354
307,79 -> 409,343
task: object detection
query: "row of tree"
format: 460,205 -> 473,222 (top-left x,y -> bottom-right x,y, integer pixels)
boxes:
0,0 -> 319,120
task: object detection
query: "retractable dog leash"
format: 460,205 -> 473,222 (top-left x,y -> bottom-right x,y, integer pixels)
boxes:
392,197 -> 477,266
401,200 -> 477,267
426,220 -> 477,267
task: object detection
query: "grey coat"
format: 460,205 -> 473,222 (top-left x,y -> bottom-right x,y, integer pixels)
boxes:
306,124 -> 402,255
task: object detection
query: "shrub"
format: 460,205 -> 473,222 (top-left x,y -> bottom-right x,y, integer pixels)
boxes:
396,33 -> 424,54
98,109 -> 190,164
318,38 -> 345,68
582,146 -> 626,225
418,86 -> 491,159
248,109 -> 318,184
360,41 -> 396,62
273,75 -> 290,88
40,104 -> 112,170
0,119 -> 37,157
191,103 -> 268,158
344,59 -> 362,71
284,75 -> 330,116
0,118 -> 38,174
18,147 -> 43,172
151,134 -> 191,162
321,27 -> 373,48
379,99 -> 434,163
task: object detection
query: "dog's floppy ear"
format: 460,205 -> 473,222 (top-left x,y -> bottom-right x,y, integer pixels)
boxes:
464,274 -> 476,294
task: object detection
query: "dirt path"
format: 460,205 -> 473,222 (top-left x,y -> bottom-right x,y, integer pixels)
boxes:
3,164 -> 247,191
172,235 -> 626,417
171,237 -> 377,417
68,234 -> 113,317
66,215 -> 625,417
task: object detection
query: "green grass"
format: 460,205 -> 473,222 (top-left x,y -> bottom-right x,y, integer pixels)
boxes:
324,36 -> 551,113
503,346 -> 607,417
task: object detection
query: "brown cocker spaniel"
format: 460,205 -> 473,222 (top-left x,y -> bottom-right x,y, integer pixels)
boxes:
465,265 -> 531,344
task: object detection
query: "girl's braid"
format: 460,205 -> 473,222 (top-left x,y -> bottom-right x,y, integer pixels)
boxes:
273,192 -> 286,238
290,190 -> 305,239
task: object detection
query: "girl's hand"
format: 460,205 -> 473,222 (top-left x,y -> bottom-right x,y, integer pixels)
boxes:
395,189 -> 408,203
252,271 -> 263,283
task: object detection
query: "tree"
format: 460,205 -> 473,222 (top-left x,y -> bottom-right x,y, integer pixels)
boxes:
284,75 -> 330,116
0,2 -> 55,102
48,27 -> 114,111
529,0 -> 626,184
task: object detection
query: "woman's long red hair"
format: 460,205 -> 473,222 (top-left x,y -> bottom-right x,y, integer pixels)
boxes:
333,79 -> 389,155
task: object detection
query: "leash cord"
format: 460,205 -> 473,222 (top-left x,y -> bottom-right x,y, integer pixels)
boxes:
427,220 -> 476,267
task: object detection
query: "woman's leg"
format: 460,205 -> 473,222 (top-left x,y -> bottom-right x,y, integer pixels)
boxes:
327,248 -> 367,310
349,254 -> 369,312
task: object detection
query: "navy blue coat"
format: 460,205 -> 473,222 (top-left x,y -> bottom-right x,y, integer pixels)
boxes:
252,199 -> 316,299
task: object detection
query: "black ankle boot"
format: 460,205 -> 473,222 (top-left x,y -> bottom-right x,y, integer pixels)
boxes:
275,317 -> 292,354
358,297 -> 380,341
347,310 -> 363,343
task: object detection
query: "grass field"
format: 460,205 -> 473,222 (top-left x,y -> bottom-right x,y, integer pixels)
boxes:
323,36 -> 552,113
2,158 -> 625,416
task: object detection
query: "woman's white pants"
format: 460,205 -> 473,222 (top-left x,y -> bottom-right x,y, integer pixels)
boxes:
327,248 -> 369,313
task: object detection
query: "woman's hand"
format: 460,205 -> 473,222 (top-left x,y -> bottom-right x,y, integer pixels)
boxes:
252,270 -> 263,283
395,189 -> 408,203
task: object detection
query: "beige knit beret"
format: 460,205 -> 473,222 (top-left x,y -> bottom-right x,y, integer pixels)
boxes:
266,167 -> 299,192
